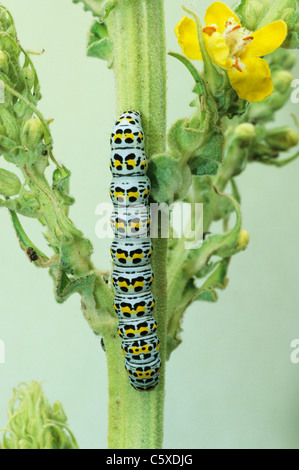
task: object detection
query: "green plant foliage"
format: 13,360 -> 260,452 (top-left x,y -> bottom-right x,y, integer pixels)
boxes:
1,382 -> 79,449
87,21 -> 113,67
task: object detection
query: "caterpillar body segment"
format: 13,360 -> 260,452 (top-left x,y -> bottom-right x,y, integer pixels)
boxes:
114,110 -> 143,128
110,125 -> 144,150
110,149 -> 148,176
118,317 -> 158,340
121,333 -> 160,362
125,355 -> 161,391
111,265 -> 154,295
113,291 -> 155,319
109,176 -> 151,205
110,204 -> 151,239
110,238 -> 153,268
109,110 -> 160,391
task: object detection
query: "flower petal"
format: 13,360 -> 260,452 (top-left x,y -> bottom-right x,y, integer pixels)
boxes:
205,1 -> 240,33
204,32 -> 230,68
228,57 -> 274,102
174,16 -> 202,61
242,20 -> 287,59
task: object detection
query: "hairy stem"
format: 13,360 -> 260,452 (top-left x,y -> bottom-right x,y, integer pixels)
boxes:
105,0 -> 167,449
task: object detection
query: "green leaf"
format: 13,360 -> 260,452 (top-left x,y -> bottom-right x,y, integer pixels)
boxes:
230,178 -> 241,204
195,258 -> 230,303
189,155 -> 219,175
97,0 -> 116,22
87,21 -> 113,67
168,52 -> 205,98
148,153 -> 192,204
189,130 -> 224,175
9,210 -> 48,261
72,0 -> 105,17
186,188 -> 242,278
0,168 -> 21,196
74,0 -> 116,22
52,166 -> 75,208
168,118 -> 204,159
168,51 -> 224,175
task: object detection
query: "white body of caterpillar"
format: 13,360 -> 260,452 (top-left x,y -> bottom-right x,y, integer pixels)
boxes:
110,110 -> 161,391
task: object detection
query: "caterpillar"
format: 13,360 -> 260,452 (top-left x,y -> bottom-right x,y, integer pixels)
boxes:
109,110 -> 161,391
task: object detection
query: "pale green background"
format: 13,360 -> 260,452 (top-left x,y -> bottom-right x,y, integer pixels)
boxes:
0,0 -> 298,449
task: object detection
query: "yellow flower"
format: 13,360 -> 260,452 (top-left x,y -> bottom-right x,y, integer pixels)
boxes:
175,1 -> 287,102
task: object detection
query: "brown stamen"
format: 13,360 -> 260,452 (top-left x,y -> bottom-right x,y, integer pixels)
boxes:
231,25 -> 241,32
203,26 -> 216,36
233,58 -> 243,72
243,35 -> 254,41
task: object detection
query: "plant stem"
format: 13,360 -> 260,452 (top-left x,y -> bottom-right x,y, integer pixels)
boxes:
105,0 -> 167,449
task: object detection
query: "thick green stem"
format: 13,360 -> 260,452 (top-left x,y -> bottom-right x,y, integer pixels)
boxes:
105,0 -> 167,449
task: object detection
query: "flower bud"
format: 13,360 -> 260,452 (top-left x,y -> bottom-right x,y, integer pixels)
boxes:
22,118 -> 44,149
256,0 -> 297,27
284,14 -> 299,48
281,50 -> 297,70
272,70 -> 293,93
281,8 -> 296,30
234,123 -> 256,141
265,126 -> 299,151
0,168 -> 21,196
237,0 -> 266,30
236,229 -> 250,251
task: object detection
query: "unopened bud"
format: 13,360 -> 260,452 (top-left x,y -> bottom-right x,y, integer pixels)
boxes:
241,0 -> 265,30
0,168 -> 21,196
282,50 -> 297,70
234,123 -> 256,141
265,126 -> 299,151
236,229 -> 250,250
273,70 -> 293,93
281,8 -> 296,31
22,118 -> 44,148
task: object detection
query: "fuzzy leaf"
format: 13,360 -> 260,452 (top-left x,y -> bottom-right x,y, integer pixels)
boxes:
73,0 -> 106,17
195,258 -> 230,302
187,189 -> 242,278
52,166 -> 75,208
148,153 -> 192,204
168,118 -> 204,159
87,21 -> 113,67
168,52 -> 205,98
168,51 -> 224,175
0,168 -> 21,196
189,130 -> 224,175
